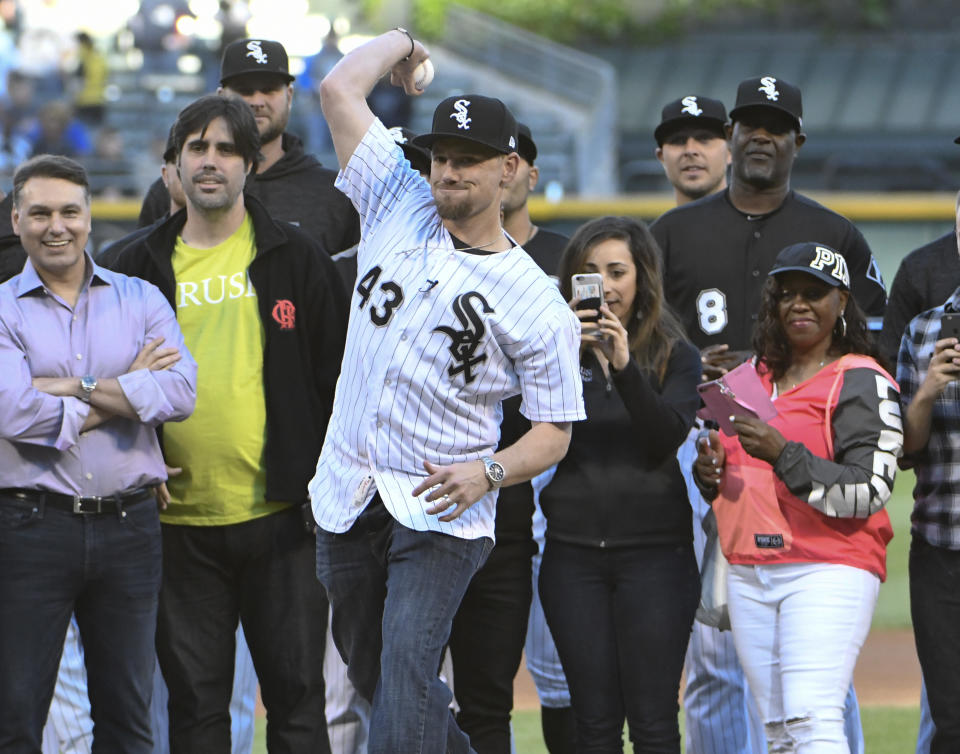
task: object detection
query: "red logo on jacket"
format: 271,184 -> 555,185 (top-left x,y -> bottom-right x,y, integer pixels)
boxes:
272,299 -> 296,330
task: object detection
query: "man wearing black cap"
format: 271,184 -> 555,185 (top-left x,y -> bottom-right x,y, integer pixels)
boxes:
447,121 -> 574,754
652,75 -> 882,754
654,95 -> 730,206
138,37 -> 359,257
309,29 -> 584,754
652,75 -> 886,379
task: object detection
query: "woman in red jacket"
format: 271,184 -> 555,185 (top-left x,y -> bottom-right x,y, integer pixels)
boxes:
693,242 -> 903,753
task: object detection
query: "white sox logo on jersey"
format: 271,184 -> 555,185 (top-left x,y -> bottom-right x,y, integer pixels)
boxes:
246,40 -> 268,64
758,76 -> 780,101
681,96 -> 703,116
809,245 -> 851,287
433,291 -> 493,384
450,100 -> 472,130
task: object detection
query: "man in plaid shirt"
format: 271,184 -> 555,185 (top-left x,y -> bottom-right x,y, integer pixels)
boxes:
898,289 -> 960,753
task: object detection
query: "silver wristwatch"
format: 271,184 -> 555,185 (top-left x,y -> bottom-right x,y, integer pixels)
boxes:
78,375 -> 97,403
481,456 -> 506,490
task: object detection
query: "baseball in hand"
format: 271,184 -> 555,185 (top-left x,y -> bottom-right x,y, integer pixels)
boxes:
413,58 -> 435,92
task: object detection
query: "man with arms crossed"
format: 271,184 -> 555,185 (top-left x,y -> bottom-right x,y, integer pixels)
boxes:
113,95 -> 346,753
0,155 -> 196,752
311,29 -> 585,754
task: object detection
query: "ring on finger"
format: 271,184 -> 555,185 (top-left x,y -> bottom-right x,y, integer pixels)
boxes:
441,494 -> 451,503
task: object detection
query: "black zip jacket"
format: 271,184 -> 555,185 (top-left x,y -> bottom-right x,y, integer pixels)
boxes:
541,342 -> 701,548
110,194 -> 348,503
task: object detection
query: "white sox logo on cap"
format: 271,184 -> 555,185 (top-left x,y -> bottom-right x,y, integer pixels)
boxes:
450,99 -> 472,130
758,76 -> 780,101
681,96 -> 703,116
246,40 -> 268,65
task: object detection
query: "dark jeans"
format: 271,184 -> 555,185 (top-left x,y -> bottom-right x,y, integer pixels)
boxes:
156,505 -> 329,754
539,540 -> 700,754
0,491 -> 161,754
316,495 -> 492,754
910,535 -> 960,754
449,538 -> 536,754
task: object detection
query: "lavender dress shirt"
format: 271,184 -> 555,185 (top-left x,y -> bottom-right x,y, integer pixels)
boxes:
0,254 -> 197,495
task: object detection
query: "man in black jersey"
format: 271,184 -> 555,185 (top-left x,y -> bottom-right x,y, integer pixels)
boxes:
652,75 -> 880,754
500,123 -> 569,274
447,123 -> 574,754
651,75 -> 887,381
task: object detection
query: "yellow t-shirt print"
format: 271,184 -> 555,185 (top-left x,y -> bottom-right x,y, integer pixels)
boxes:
162,214 -> 289,525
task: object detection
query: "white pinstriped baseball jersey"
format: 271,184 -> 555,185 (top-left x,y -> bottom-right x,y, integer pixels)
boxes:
309,119 -> 584,541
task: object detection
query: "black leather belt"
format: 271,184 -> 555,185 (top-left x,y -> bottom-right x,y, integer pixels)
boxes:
0,486 -> 153,514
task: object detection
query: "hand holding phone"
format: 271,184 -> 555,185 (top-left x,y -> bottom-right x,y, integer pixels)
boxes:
571,273 -> 603,324
941,313 -> 960,342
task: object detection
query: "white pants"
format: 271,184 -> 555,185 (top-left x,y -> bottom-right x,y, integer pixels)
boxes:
727,562 -> 878,754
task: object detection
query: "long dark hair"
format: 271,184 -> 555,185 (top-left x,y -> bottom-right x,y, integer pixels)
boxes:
752,274 -> 876,380
558,216 -> 688,381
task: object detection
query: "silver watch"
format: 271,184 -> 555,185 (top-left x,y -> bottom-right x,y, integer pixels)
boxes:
481,456 -> 506,490
78,375 -> 97,403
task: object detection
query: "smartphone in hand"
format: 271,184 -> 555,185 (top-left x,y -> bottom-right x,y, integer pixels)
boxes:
571,273 -> 603,323
941,312 -> 960,341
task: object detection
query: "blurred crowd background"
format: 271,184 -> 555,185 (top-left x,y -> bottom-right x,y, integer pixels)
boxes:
0,0 -> 957,267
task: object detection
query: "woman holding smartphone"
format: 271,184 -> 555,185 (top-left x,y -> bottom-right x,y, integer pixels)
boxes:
539,216 -> 701,752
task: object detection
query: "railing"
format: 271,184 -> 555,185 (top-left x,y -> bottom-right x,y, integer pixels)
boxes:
441,5 -> 617,196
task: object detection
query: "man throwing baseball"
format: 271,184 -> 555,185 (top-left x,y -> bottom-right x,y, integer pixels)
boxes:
309,29 -> 585,754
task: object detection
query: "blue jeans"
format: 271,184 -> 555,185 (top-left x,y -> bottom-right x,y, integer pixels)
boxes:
316,495 -> 492,754
0,491 -> 161,753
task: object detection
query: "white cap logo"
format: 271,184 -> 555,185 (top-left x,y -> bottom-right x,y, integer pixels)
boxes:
246,40 -> 268,65
809,245 -> 850,287
758,76 -> 780,102
388,126 -> 408,144
450,99 -> 472,130
681,96 -> 703,116
508,135 -> 516,149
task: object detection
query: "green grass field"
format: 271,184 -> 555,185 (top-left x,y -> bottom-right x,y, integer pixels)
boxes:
252,472 -> 921,752
253,706 -> 922,752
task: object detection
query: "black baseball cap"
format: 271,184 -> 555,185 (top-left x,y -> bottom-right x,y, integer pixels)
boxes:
220,38 -> 295,86
769,242 -> 850,289
413,95 -> 518,155
729,76 -> 803,131
654,95 -> 727,146
388,126 -> 431,175
162,123 -> 177,163
517,123 -> 537,164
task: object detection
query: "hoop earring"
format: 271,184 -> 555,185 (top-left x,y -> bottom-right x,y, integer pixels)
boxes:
835,314 -> 847,338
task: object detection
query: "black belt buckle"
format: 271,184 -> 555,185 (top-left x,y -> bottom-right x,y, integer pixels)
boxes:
73,495 -> 105,514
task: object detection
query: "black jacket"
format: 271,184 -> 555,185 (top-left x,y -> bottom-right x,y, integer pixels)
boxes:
110,194 -> 348,503
0,193 -> 26,284
541,343 -> 701,548
138,133 -> 360,255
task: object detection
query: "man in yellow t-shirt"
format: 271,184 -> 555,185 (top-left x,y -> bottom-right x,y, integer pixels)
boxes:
112,94 -> 347,753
